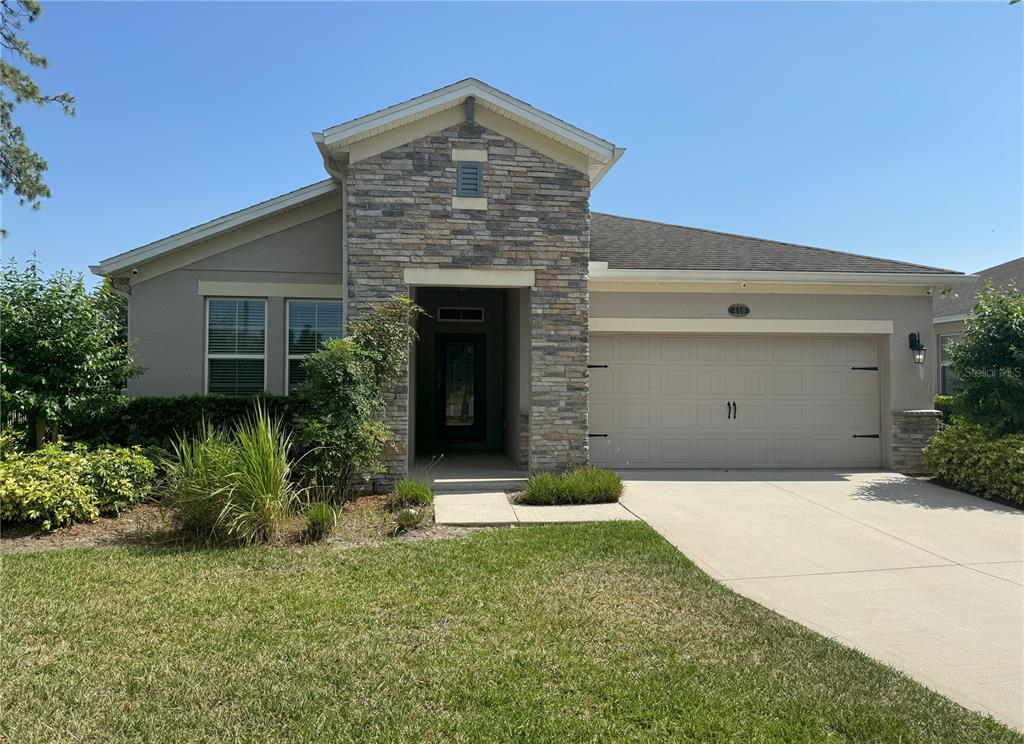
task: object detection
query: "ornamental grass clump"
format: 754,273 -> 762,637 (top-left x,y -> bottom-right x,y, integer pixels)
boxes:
386,479 -> 433,510
303,501 -> 336,542
164,404 -> 299,545
519,466 -> 623,506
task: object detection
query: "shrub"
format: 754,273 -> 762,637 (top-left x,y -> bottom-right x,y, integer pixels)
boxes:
519,467 -> 623,506
0,442 -> 156,529
947,285 -> 1024,435
923,420 -> 1024,506
65,394 -> 304,449
387,479 -> 433,510
0,445 -> 96,529
303,502 -> 336,542
933,395 -> 960,420
1,259 -> 139,447
82,445 -> 157,515
164,404 -> 299,545
392,507 -> 425,534
297,297 -> 424,499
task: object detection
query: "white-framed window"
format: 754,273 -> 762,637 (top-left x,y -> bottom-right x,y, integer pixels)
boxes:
287,300 -> 344,393
938,333 -> 961,395
206,298 -> 267,396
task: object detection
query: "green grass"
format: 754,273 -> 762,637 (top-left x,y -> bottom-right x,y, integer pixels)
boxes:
3,523 -> 1018,743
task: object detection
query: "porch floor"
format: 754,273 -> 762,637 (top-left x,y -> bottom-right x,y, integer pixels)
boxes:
412,452 -> 528,494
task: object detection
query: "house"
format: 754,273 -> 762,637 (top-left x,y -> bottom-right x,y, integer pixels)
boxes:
92,79 -> 975,477
932,257 -> 1023,395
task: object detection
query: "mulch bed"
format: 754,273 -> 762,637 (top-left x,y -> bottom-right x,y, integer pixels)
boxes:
1,497 -> 479,555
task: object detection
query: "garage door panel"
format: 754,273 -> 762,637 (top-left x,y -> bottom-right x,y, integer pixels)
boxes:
590,334 -> 881,469
662,439 -> 693,465
620,405 -> 651,429
662,405 -> 693,430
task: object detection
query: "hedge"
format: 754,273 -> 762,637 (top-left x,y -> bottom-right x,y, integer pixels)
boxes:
933,395 -> 964,420
923,420 -> 1024,507
66,394 -> 307,449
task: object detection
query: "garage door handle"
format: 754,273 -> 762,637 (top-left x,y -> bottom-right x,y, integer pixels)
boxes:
733,401 -> 738,419
726,401 -> 732,419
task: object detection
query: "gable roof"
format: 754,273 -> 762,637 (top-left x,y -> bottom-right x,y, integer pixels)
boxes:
312,78 -> 624,185
590,212 -> 961,276
92,180 -> 340,277
933,256 -> 1024,320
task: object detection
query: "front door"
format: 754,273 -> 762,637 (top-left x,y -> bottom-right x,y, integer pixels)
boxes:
435,333 -> 487,444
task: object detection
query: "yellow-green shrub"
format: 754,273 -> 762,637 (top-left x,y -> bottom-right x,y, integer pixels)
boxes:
0,445 -> 98,529
0,442 -> 156,529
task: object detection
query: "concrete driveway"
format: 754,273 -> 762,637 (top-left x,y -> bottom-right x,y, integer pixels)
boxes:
620,470 -> 1024,730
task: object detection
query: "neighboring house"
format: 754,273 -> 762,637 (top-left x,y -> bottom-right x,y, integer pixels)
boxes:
93,79 -> 975,477
932,257 -> 1024,395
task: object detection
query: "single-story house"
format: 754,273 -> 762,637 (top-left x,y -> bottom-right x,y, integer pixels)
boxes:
933,256 -> 1023,395
93,79 -> 976,477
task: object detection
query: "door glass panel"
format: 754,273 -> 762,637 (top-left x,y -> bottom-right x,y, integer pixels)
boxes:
445,342 -> 475,427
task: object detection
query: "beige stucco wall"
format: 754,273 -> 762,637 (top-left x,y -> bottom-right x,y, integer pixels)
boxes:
127,208 -> 342,396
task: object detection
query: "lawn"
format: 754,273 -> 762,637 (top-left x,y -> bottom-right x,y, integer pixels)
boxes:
3,523 -> 1018,743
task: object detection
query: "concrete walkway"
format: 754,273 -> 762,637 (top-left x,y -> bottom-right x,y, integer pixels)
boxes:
620,470 -> 1024,730
434,493 -> 637,526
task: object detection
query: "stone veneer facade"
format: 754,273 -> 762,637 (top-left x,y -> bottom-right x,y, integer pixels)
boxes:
890,409 -> 943,475
346,122 -> 591,479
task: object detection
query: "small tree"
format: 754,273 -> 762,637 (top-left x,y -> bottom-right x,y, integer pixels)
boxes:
947,284 -> 1024,435
0,259 -> 139,447
297,296 -> 423,499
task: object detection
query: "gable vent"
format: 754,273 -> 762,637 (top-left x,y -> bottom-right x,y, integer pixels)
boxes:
457,162 -> 483,197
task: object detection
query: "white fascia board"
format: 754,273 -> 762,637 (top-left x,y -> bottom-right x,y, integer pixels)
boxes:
933,314 -> 969,324
589,268 -> 978,287
95,180 -> 339,276
317,79 -> 617,161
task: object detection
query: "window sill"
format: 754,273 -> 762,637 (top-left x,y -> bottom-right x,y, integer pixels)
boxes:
453,196 -> 487,211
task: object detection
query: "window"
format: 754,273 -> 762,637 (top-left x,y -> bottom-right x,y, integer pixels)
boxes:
207,299 -> 266,396
287,300 -> 344,393
938,334 -> 961,395
456,161 -> 483,197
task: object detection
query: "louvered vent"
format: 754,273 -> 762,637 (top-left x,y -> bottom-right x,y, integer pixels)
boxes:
457,161 -> 483,197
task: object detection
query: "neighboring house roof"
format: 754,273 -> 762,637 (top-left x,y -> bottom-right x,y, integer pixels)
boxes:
590,213 -> 960,275
932,256 -> 1024,321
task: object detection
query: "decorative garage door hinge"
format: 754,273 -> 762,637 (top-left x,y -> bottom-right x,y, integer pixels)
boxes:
588,433 -> 609,438
852,434 -> 880,438
850,366 -> 879,371
587,364 -> 609,369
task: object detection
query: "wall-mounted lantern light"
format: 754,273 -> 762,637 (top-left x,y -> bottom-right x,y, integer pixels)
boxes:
909,332 -> 927,365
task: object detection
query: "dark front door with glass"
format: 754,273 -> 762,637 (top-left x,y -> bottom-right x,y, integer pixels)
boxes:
435,333 -> 486,444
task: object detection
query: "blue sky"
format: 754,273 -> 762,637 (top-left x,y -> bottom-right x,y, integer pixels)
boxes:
2,1 -> 1021,280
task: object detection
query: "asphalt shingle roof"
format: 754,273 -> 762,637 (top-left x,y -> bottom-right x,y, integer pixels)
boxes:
590,212 -> 960,275
932,257 -> 1024,318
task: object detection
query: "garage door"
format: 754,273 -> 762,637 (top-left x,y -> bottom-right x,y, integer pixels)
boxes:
588,334 -> 881,468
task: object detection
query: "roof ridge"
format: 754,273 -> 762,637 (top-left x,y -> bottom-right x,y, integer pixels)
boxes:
592,211 -> 961,275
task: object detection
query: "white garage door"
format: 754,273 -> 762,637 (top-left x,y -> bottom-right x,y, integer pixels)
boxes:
589,334 -> 881,469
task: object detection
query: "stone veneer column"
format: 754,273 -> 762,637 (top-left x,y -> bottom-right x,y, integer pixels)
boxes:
890,409 -> 942,475
346,122 -> 591,482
